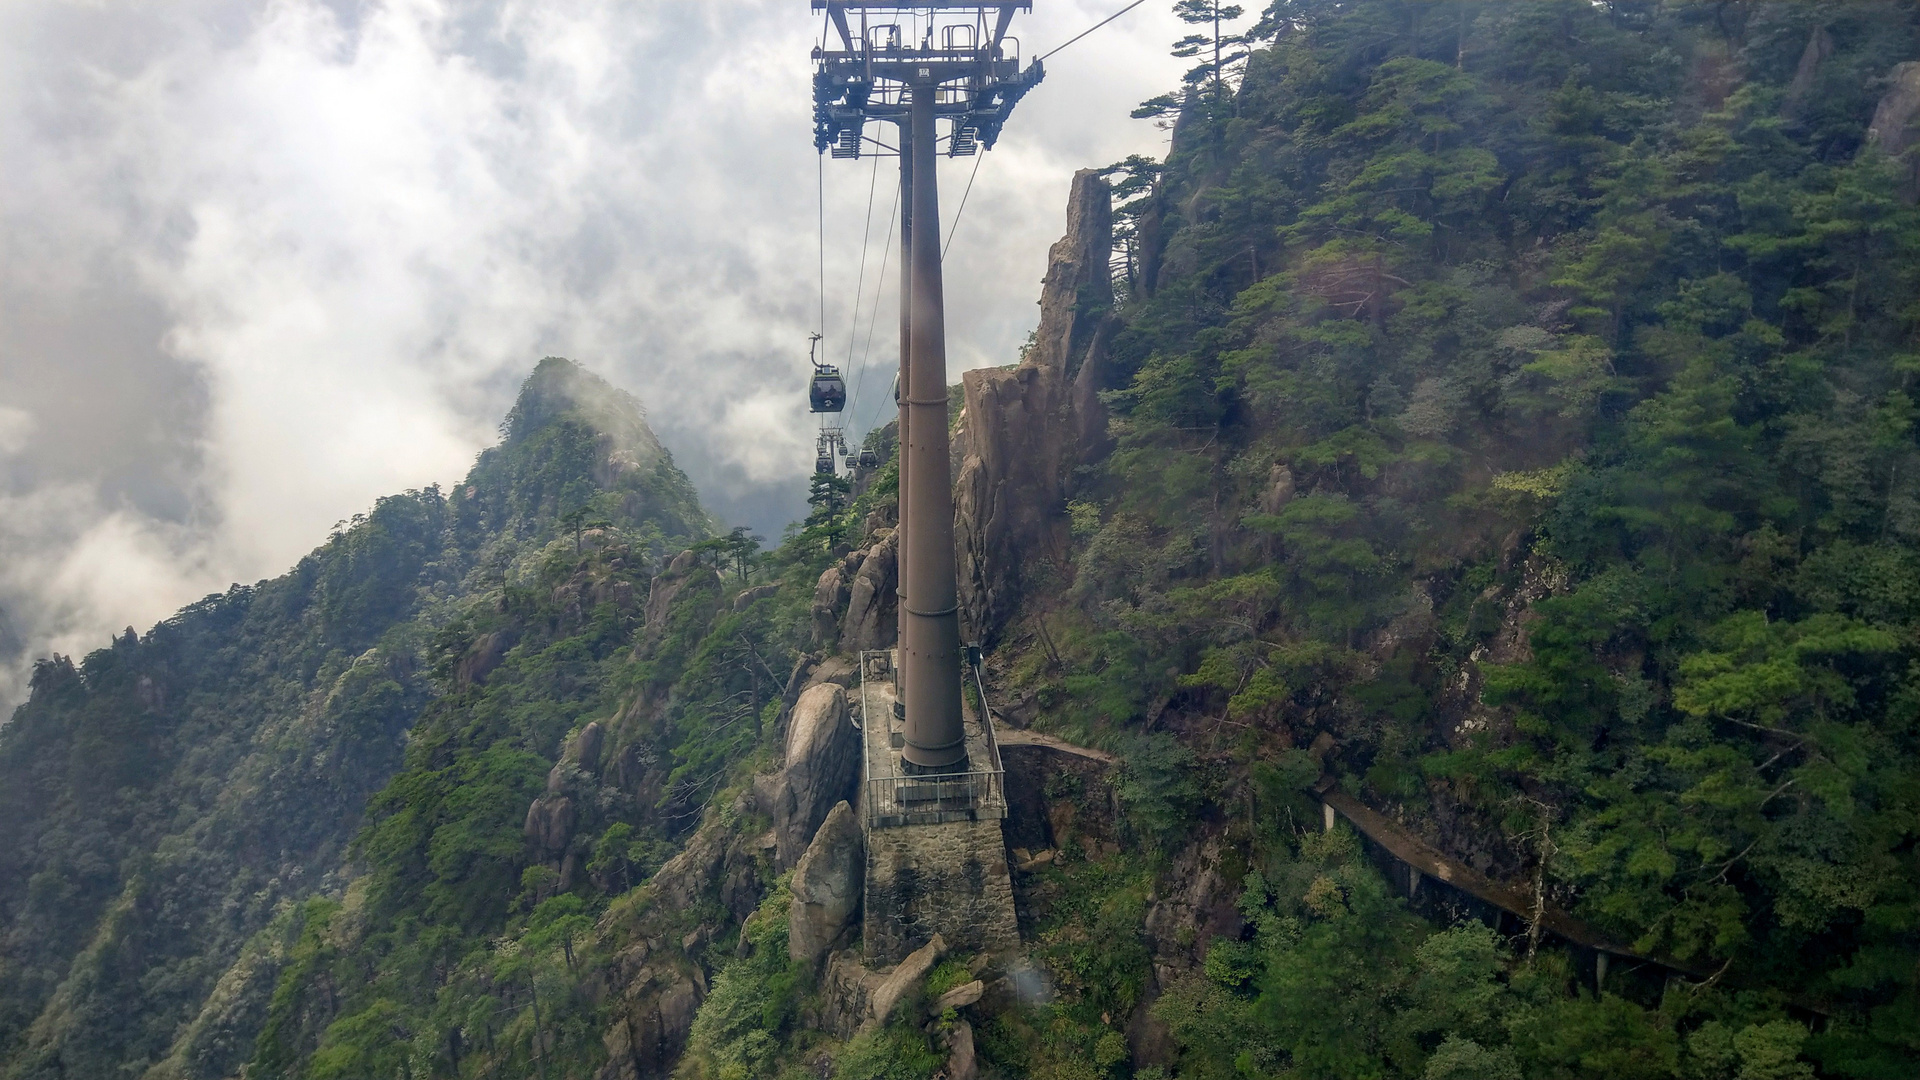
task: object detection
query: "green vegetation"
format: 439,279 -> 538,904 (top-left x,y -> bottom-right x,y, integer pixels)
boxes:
986,2 -> 1920,1077
9,3 -> 1920,1078
0,359 -> 712,1077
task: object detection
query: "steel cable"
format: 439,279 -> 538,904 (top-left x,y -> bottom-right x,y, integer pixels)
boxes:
847,175 -> 900,438
1036,0 -> 1150,63
840,152 -> 884,425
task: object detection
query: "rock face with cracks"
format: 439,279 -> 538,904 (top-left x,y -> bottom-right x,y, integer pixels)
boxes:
955,169 -> 1116,644
1870,61 -> 1920,199
1870,61 -> 1920,157
839,527 -> 898,651
769,683 -> 858,869
945,1019 -> 979,1080
789,800 -> 864,965
811,526 -> 898,651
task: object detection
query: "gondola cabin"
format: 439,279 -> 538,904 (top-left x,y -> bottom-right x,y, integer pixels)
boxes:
857,448 -> 879,469
810,365 -> 847,413
815,451 -> 837,474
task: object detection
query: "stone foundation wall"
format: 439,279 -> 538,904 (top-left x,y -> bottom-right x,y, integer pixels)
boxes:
863,818 -> 1019,966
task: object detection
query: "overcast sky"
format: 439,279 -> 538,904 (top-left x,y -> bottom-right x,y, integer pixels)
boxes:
0,0 -> 1191,708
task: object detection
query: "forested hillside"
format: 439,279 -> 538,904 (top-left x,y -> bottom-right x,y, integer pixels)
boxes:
0,359 -> 711,1077
6,2 -> 1920,1079
1010,1 -> 1920,1076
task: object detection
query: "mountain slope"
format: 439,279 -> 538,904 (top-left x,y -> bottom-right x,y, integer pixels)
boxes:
964,3 -> 1920,1077
0,358 -> 708,1078
10,3 -> 1920,1078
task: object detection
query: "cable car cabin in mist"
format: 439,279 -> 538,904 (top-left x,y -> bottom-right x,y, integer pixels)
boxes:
809,366 -> 847,412
815,449 -> 837,474
857,448 -> 879,469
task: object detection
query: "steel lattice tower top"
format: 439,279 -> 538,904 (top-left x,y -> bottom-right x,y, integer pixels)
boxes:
812,2 -> 1044,160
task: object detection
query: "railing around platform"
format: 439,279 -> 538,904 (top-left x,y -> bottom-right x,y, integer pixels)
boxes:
857,648 -> 1007,829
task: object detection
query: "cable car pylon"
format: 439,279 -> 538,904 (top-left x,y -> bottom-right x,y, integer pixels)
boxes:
811,1 -> 1043,773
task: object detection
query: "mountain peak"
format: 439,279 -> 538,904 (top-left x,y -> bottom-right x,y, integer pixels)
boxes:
456,358 -> 709,543
505,357 -> 665,469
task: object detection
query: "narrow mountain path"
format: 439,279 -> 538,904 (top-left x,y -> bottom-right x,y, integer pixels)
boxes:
1312,777 -> 1714,976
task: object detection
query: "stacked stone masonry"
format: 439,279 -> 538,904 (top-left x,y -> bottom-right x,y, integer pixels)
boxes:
856,650 -> 1021,965
863,819 -> 1020,965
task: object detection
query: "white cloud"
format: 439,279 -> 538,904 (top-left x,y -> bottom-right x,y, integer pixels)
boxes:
0,483 -> 229,703
0,0 -> 1190,708
0,408 -> 31,455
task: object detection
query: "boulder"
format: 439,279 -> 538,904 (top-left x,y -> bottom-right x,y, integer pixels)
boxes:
651,824 -> 727,912
945,1019 -> 979,1080
771,684 -> 859,869
806,654 -> 858,690
816,952 -> 883,1039
812,566 -> 849,648
1783,23 -> 1833,116
570,721 -> 605,775
732,583 -> 779,612
1259,465 -> 1296,515
720,845 -> 763,925
523,795 -> 574,856
863,933 -> 946,1031
840,528 -> 899,651
932,979 -> 984,1014
1870,61 -> 1920,157
789,801 -> 864,964
455,630 -> 515,689
1870,61 -> 1920,201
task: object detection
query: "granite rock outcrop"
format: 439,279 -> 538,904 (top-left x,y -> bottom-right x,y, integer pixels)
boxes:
769,683 -> 859,869
954,169 -> 1117,644
788,800 -> 864,965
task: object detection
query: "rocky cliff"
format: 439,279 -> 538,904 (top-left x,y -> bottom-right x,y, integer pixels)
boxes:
955,169 -> 1119,645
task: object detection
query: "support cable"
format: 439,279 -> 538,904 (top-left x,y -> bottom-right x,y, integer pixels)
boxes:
840,152 -> 884,425
1035,0 -> 1150,63
817,153 -> 827,340
942,150 -> 985,260
848,177 -> 900,438
938,0 -> 1149,260
817,153 -> 831,440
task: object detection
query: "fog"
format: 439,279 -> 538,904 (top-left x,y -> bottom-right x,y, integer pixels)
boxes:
0,0 -> 1189,708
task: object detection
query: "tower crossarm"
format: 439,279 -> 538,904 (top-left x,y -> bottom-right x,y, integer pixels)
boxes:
811,2 -> 1043,155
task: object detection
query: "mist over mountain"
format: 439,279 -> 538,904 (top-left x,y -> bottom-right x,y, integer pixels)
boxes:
0,0 -> 1192,711
8,3 -> 1920,1080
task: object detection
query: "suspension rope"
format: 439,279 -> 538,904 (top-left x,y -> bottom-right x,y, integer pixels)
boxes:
940,0 -> 1147,261
839,153 -> 883,425
846,172 -> 900,435
845,154 -> 882,370
1035,0 -> 1150,63
817,154 -> 831,440
942,149 -> 985,259
817,154 -> 827,339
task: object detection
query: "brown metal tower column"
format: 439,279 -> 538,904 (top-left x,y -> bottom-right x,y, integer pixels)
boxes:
898,76 -> 965,770
894,116 -> 913,682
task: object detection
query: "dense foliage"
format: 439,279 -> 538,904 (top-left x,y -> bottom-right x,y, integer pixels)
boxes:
228,404 -> 896,1078
10,3 -> 1920,1078
990,2 -> 1920,1077
0,359 -> 710,1077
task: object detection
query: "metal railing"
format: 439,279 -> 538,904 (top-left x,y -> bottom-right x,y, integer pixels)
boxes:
858,648 -> 1006,829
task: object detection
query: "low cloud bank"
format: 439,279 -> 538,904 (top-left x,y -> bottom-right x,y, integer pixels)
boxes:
0,0 -> 1185,708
